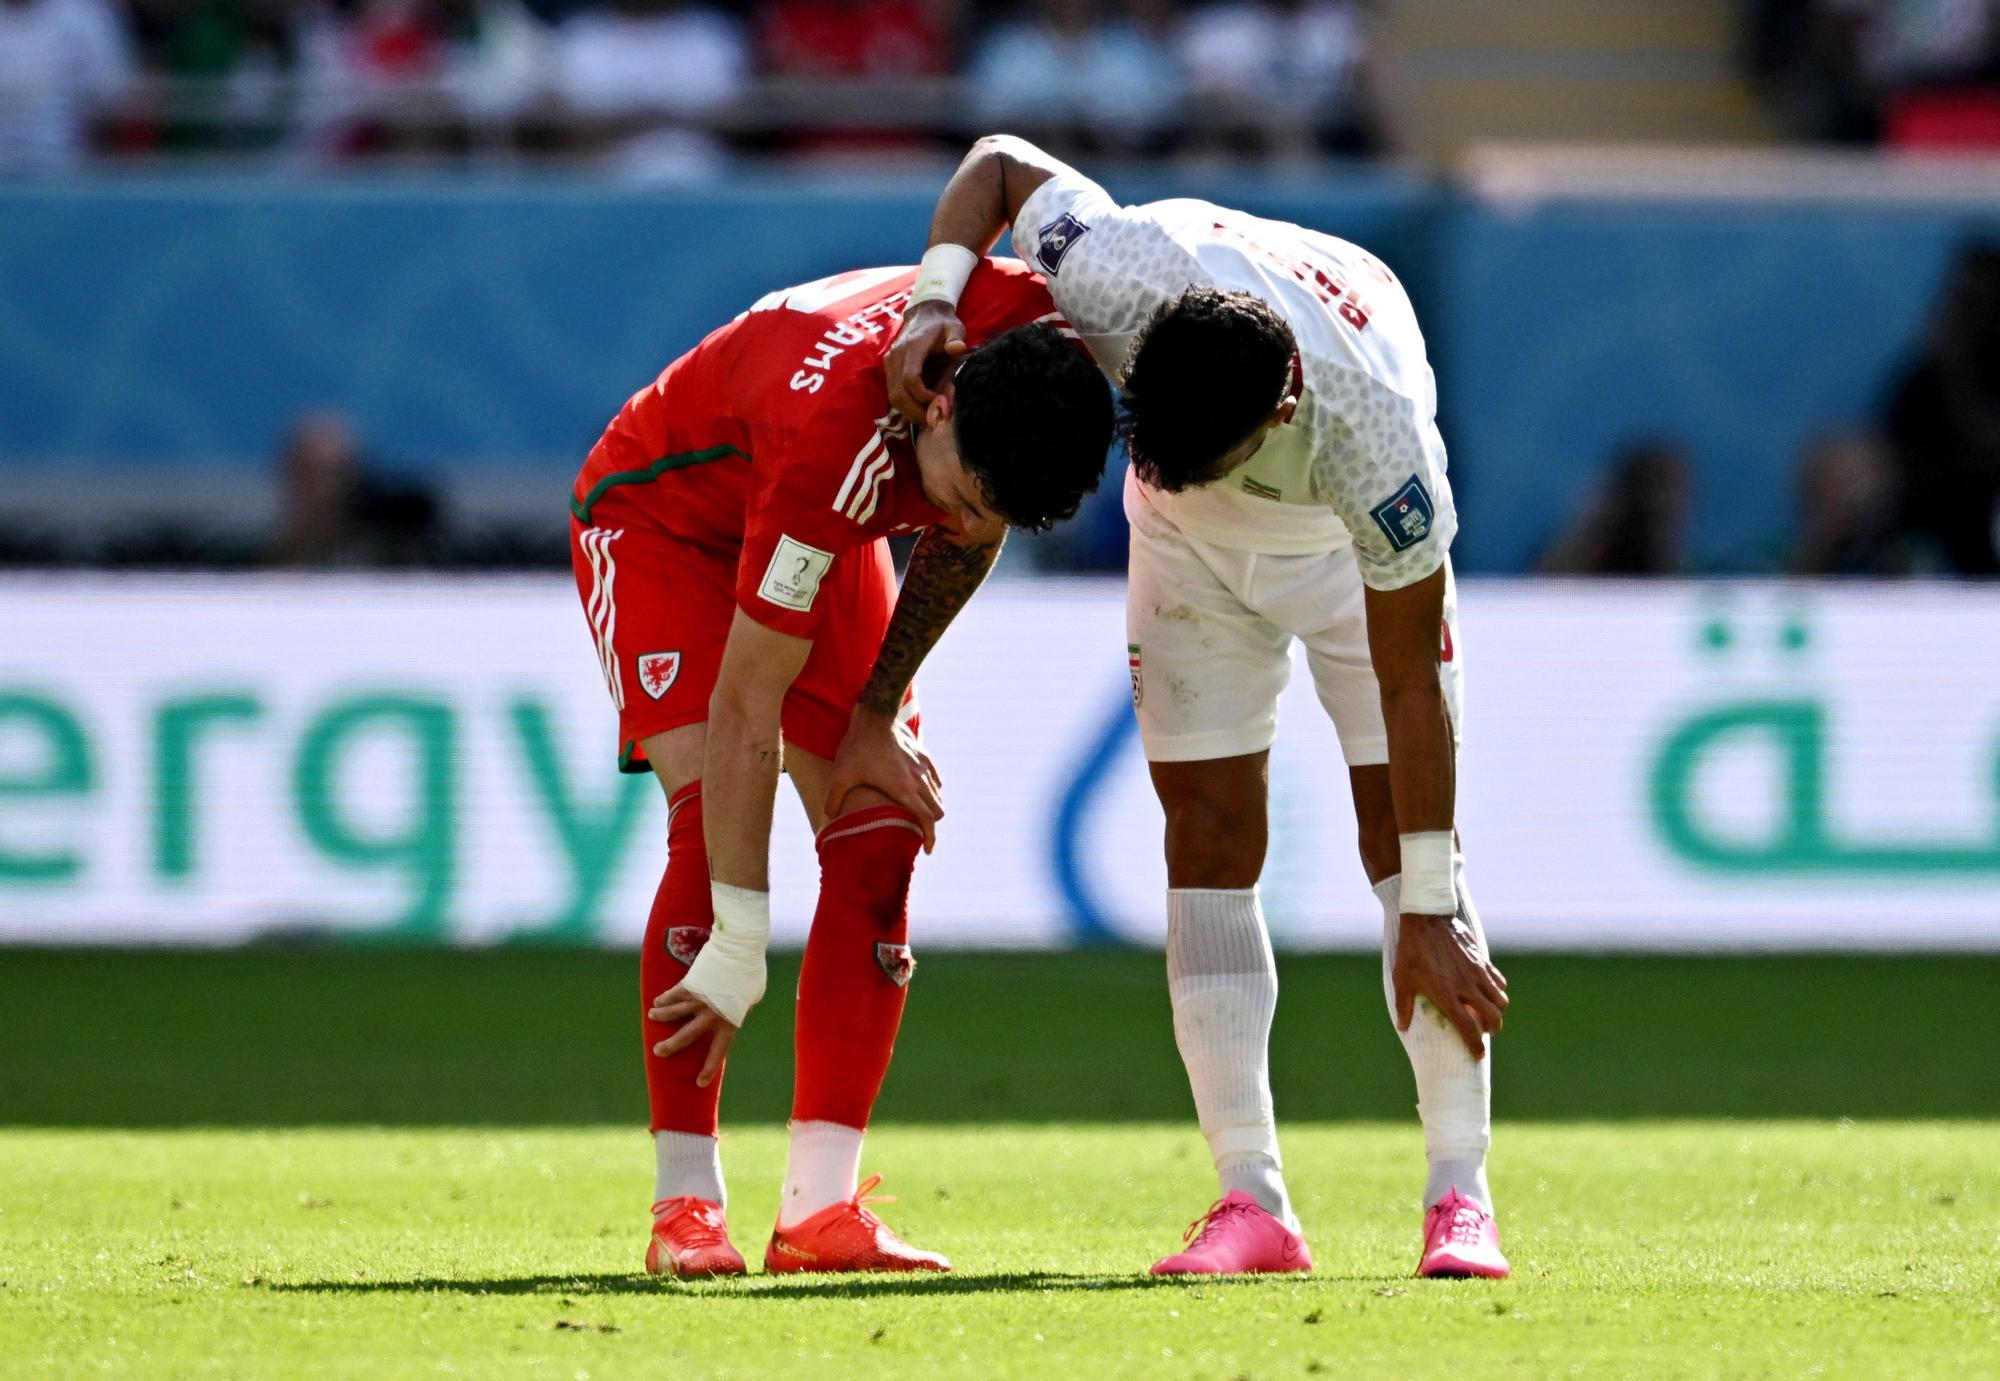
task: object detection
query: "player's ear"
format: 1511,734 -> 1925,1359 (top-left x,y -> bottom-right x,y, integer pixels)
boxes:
1273,394 -> 1299,426
925,388 -> 954,431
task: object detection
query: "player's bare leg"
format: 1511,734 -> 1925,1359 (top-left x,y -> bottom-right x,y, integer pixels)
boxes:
757,747 -> 948,1273
1147,753 -> 1310,1276
637,724 -> 748,1277
1352,765 -> 1509,1278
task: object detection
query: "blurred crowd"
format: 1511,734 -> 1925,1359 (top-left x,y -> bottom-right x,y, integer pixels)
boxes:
1543,243 -> 2000,579
0,0 -> 1386,171
3,241 -> 1990,577
1748,0 -> 2000,149
7,0 -> 2000,172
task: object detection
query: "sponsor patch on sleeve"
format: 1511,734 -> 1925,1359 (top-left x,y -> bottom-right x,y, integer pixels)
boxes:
1035,212 -> 1091,275
759,535 -> 834,612
1369,475 -> 1436,553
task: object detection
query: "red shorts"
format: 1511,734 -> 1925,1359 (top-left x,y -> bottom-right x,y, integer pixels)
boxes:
570,509 -> 906,774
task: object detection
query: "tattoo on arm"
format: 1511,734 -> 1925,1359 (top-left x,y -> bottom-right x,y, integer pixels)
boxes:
858,529 -> 1003,715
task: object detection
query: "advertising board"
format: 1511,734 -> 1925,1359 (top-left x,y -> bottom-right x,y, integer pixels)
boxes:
1,577 -> 1992,949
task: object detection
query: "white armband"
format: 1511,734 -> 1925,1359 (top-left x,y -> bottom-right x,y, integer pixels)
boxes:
909,243 -> 979,309
681,882 -> 770,1027
1398,831 -> 1456,916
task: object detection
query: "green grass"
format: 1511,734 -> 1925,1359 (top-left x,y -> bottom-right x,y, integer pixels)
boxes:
2,1123 -> 1995,1378
3,949 -> 1998,1125
2,949 -> 1997,1376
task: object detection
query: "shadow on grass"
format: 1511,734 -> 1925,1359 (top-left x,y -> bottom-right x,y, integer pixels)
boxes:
263,1269 -> 1395,1300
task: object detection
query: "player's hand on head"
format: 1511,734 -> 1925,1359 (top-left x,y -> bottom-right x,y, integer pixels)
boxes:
1390,914 -> 1509,1060
886,302 -> 968,423
650,983 -> 739,1088
826,712 -> 943,850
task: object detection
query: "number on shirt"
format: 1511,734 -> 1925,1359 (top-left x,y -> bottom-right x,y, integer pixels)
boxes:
1210,222 -> 1371,332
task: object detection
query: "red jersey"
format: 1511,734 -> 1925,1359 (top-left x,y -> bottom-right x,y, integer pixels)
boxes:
571,259 -> 1062,638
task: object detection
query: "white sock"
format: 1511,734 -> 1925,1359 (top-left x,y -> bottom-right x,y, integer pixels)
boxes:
1376,863 -> 1494,1211
1167,887 -> 1297,1231
778,1119 -> 864,1229
653,1131 -> 724,1209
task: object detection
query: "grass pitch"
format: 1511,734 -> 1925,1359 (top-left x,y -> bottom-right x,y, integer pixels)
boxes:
1,949 -> 1997,1377
2,1123 -> 1995,1378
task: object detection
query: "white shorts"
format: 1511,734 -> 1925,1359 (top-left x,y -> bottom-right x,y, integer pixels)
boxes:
1125,472 -> 1464,765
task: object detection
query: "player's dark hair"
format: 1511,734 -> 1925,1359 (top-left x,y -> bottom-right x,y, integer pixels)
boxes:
1120,286 -> 1296,493
951,322 -> 1114,532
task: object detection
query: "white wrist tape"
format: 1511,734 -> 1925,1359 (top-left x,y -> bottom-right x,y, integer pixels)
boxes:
1398,831 -> 1456,916
909,243 -> 978,308
681,882 -> 770,1027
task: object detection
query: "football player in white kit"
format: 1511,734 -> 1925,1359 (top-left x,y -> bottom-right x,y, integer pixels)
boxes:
878,136 -> 1512,1278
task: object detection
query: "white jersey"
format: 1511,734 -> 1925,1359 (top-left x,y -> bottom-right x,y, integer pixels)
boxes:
1015,171 -> 1456,590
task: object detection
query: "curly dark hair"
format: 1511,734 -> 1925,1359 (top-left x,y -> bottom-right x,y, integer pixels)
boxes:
1121,287 -> 1296,492
950,322 -> 1114,532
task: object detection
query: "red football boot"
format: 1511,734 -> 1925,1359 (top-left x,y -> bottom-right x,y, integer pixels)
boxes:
763,1175 -> 951,1274
645,1197 -> 747,1278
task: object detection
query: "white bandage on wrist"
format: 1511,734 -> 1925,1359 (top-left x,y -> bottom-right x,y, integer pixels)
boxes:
1398,831 -> 1456,916
681,882 -> 771,1027
909,243 -> 978,308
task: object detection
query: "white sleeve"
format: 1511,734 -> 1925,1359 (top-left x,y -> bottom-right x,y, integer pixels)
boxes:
1309,372 -> 1457,591
1011,173 -> 1189,379
1014,171 -> 1123,279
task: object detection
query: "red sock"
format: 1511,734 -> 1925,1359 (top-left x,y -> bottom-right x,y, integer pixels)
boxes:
641,782 -> 724,1135
791,804 -> 926,1128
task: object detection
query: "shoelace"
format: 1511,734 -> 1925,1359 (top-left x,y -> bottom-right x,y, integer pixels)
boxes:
846,1173 -> 897,1224
1181,1196 -> 1259,1246
1436,1201 -> 1489,1248
653,1198 -> 731,1250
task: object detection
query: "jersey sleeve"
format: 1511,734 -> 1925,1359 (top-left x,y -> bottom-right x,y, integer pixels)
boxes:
1013,172 -> 1187,377
954,256 -> 1061,342
1308,370 -> 1458,591
734,422 -> 880,638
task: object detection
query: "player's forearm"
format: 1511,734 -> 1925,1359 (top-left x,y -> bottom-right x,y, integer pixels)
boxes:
927,136 -> 1047,253
1361,568 -> 1456,909
1381,681 -> 1454,827
856,529 -> 1003,718
701,700 -> 784,892
1379,676 -> 1457,901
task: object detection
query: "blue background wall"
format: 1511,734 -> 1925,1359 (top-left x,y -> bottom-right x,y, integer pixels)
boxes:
1435,198 -> 2000,571
2,170 -> 1995,570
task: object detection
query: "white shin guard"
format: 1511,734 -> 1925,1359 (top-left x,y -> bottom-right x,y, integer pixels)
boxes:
1376,862 -> 1494,1210
1166,887 -> 1295,1227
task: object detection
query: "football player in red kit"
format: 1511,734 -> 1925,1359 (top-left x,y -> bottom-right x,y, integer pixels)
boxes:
569,259 -> 1112,1277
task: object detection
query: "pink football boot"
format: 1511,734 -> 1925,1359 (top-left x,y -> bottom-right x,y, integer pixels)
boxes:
1416,1189 -> 1511,1279
1151,1190 -> 1313,1276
